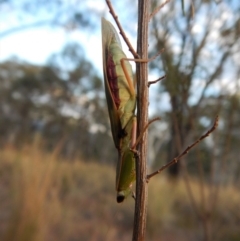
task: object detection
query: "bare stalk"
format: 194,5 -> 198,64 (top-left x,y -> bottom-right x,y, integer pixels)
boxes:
132,0 -> 150,240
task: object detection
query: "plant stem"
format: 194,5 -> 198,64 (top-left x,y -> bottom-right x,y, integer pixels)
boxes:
132,0 -> 149,240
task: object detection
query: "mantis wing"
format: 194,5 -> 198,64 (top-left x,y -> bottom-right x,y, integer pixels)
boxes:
102,18 -> 122,149
102,18 -> 137,203
101,17 -> 136,149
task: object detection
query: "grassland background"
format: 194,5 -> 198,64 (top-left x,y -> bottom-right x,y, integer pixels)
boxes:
0,141 -> 240,241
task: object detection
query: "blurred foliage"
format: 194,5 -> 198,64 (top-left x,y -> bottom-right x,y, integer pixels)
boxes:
0,144 -> 240,241
0,43 -> 116,164
0,0 -> 97,39
148,0 -> 240,178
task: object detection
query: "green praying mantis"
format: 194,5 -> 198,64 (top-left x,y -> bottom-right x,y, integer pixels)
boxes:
101,18 -> 137,203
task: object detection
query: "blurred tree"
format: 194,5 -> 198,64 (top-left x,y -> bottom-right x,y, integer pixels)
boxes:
148,0 -> 240,177
0,0 -> 97,38
0,43 -> 116,164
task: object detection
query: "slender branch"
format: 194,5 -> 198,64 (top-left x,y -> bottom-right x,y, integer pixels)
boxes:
147,116 -> 219,181
105,0 -> 139,58
181,163 -> 202,218
0,20 -> 52,38
197,51 -> 229,113
190,0 -> 195,17
148,75 -> 166,87
149,47 -> 165,59
149,0 -> 170,21
132,117 -> 160,150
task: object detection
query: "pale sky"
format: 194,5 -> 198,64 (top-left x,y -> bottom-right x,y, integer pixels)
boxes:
0,0 -> 239,115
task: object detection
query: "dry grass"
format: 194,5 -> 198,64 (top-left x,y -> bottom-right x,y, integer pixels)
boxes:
0,141 -> 240,241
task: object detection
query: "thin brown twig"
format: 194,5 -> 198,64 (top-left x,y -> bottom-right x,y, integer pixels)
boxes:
148,48 -> 165,62
148,75 -> 166,87
105,0 -> 139,59
147,116 -> 219,181
190,0 -> 195,18
132,117 -> 160,150
149,0 -> 170,21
